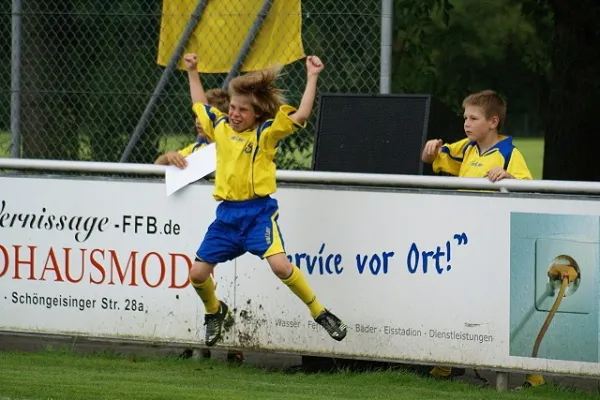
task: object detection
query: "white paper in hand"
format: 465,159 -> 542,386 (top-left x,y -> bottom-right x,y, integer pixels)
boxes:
165,143 -> 216,196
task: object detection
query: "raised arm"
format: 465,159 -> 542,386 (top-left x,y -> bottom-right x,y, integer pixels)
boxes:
184,53 -> 208,105
289,56 -> 324,125
421,139 -> 443,164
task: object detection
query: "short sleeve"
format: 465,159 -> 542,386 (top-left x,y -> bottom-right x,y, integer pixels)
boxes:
432,138 -> 471,176
507,149 -> 533,180
260,105 -> 306,149
177,143 -> 196,157
192,103 -> 227,142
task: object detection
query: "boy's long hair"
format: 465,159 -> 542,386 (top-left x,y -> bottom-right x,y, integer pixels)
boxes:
228,68 -> 286,123
462,90 -> 507,129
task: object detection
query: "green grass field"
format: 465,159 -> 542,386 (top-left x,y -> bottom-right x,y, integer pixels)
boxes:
0,349 -> 595,400
0,132 -> 8,156
0,132 -> 545,179
512,138 -> 544,180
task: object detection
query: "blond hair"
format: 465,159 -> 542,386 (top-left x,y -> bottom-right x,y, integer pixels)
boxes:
205,89 -> 230,113
462,90 -> 507,129
228,68 -> 286,123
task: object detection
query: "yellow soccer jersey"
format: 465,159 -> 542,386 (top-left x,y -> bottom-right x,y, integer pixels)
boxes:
193,103 -> 304,201
177,138 -> 210,157
433,136 -> 532,179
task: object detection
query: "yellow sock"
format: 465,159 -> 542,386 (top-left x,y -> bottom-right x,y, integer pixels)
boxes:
281,265 -> 325,318
190,276 -> 220,314
430,366 -> 452,377
525,374 -> 545,387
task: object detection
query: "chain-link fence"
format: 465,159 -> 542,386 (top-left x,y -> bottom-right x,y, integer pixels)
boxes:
0,0 -> 382,170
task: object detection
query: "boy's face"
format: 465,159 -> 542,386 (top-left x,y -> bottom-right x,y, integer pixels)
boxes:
229,95 -> 259,132
463,105 -> 498,142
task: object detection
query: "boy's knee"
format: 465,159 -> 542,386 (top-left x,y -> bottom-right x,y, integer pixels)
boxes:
267,253 -> 293,279
189,260 -> 215,284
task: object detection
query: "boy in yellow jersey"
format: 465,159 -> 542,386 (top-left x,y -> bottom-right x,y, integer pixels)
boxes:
422,90 -> 532,181
184,53 -> 347,346
155,89 -> 247,363
154,89 -> 230,168
422,90 -> 539,388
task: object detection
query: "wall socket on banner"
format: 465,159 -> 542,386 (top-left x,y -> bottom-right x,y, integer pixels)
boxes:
534,238 -> 596,314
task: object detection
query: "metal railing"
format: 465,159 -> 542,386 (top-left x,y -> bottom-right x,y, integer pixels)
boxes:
2,157 -> 600,195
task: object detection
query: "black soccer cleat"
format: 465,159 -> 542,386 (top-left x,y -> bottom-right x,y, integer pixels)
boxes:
315,309 -> 347,341
204,301 -> 229,346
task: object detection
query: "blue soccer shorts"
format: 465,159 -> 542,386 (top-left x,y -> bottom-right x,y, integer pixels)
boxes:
196,196 -> 286,264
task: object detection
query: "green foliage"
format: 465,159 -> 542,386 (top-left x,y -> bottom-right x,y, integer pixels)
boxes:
70,0 -> 172,163
19,0 -> 80,160
0,0 -> 554,164
392,0 -> 551,136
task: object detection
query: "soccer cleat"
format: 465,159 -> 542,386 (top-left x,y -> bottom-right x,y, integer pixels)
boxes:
315,309 -> 347,341
204,301 -> 229,346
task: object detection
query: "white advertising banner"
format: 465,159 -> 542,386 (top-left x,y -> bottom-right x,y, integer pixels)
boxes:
1,174 -> 600,378
0,176 -> 236,343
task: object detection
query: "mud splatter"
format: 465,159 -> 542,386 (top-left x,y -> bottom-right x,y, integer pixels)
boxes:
235,306 -> 267,348
223,310 -> 235,333
238,332 -> 254,346
239,310 -> 251,321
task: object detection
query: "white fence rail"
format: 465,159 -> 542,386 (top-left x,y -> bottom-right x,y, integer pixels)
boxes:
2,157 -> 600,194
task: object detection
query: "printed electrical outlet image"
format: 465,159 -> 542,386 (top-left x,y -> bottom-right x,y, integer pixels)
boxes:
510,212 -> 600,363
534,239 -> 596,315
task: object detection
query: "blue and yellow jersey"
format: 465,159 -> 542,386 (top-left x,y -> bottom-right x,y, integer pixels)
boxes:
433,136 -> 532,179
192,103 -> 304,201
177,137 -> 210,157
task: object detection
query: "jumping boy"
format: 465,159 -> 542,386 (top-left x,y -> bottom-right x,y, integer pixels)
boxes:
421,90 -> 537,387
184,53 -> 347,347
155,89 -> 247,363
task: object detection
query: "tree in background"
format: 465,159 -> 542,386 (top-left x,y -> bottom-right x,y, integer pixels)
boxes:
8,0 -> 599,182
20,0 -> 79,160
395,0 -> 600,181
392,0 -> 550,137
539,0 -> 600,181
76,0 -> 167,164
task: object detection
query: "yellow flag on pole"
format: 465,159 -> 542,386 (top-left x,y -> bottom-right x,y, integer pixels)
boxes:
157,0 -> 305,73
